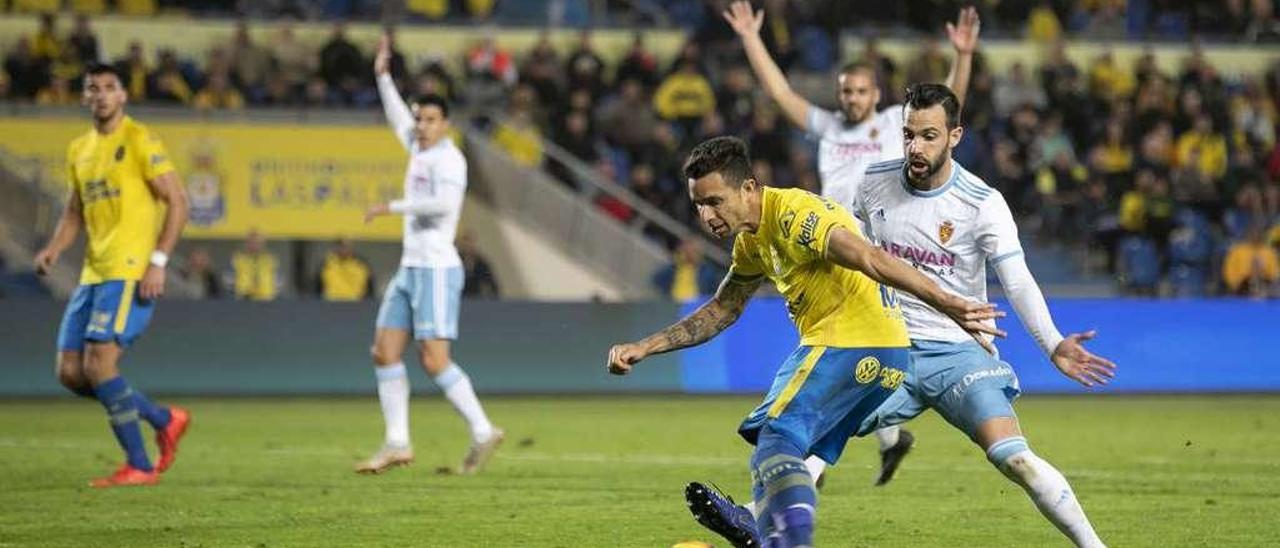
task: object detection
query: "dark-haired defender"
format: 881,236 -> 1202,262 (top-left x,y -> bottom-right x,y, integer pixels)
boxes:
357,34 -> 503,475
692,86 -> 1113,548
725,0 -> 981,485
35,62 -> 192,488
606,136 -> 1003,547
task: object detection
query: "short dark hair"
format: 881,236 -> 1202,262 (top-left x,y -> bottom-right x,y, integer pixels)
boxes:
682,136 -> 755,187
411,93 -> 449,118
904,83 -> 961,128
84,62 -> 123,83
839,61 -> 878,81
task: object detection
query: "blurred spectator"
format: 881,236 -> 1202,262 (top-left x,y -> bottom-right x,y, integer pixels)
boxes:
1087,50 -> 1136,103
598,78 -> 658,156
177,247 -> 223,299
1224,185 -> 1268,240
260,70 -> 300,106
717,65 -> 756,135
229,20 -> 272,95
270,22 -> 316,90
615,32 -> 659,89
1026,1 -> 1064,43
905,37 -> 948,85
1174,114 -> 1229,182
114,40 -> 149,99
1222,224 -> 1280,296
147,50 -> 193,104
993,62 -> 1047,118
565,29 -> 606,99
465,35 -> 517,86
492,84 -> 544,168
68,14 -> 100,64
651,238 -> 724,301
318,238 -> 372,301
319,22 -> 365,104
35,75 -> 75,105
381,28 -> 409,83
5,37 -> 46,99
457,232 -> 500,298
653,59 -> 715,137
520,31 -> 564,107
31,13 -> 61,62
548,109 -> 602,188
232,230 -> 280,301
193,71 -> 246,110
1088,118 -> 1134,193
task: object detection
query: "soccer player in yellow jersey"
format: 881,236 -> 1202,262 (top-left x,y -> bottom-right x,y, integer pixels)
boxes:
34,63 -> 192,488
606,137 -> 1003,547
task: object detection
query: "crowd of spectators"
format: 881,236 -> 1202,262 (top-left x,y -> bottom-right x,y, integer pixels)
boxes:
169,231 -> 500,301
3,2 -> 1279,298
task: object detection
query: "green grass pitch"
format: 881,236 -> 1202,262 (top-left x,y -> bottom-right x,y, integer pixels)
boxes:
1,395 -> 1277,547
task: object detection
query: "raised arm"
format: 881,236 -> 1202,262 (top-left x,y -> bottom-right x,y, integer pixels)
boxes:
943,6 -> 980,111
723,1 -> 812,131
606,273 -> 763,375
825,227 -> 1006,348
374,34 -> 414,152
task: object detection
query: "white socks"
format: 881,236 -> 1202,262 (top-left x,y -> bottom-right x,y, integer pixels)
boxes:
874,426 -> 900,451
375,362 -> 411,448
803,455 -> 826,483
433,363 -> 495,444
997,449 -> 1106,548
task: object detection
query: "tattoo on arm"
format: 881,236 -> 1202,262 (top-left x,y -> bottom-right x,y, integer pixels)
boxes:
644,275 -> 761,354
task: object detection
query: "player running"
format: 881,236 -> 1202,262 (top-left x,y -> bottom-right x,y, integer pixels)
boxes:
724,0 -> 981,483
357,34 -> 503,475
607,136 -> 1003,548
687,85 -> 1113,548
35,62 -> 192,488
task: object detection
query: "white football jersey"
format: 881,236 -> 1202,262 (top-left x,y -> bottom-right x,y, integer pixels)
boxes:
852,158 -> 1023,343
399,138 -> 466,268
807,105 -> 905,210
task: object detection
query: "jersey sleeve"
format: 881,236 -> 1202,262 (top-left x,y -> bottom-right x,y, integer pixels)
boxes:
976,193 -> 1023,265
783,191 -> 858,261
135,128 -> 176,181
728,236 -> 765,282
806,106 -> 840,138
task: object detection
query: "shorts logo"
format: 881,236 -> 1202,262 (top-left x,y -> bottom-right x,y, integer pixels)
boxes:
939,220 -> 955,245
854,356 -> 881,384
879,367 -> 905,390
89,312 -> 112,333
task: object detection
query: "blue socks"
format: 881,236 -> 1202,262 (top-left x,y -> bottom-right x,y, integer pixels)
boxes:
94,377 -> 153,472
132,390 -> 172,429
750,426 -> 817,547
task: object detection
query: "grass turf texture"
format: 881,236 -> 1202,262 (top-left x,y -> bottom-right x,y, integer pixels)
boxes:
0,395 -> 1276,547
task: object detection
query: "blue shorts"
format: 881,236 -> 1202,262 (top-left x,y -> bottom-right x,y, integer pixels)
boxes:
739,345 -> 911,465
375,266 -> 463,340
56,280 -> 155,351
860,340 -> 1021,438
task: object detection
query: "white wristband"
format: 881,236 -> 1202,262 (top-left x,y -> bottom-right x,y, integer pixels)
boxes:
150,250 -> 169,268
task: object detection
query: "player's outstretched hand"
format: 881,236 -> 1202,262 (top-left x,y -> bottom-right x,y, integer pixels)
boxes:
373,34 -> 391,76
139,264 -> 166,299
364,203 -> 390,224
946,6 -> 981,55
722,0 -> 764,38
1051,330 -> 1117,388
607,342 -> 648,376
33,248 -> 58,276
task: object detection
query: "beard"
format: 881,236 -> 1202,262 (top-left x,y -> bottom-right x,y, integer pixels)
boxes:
905,148 -> 948,184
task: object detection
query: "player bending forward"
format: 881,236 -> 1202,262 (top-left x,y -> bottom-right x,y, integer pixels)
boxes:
687,85 -> 1114,548
607,136 -> 1003,548
36,62 -> 192,487
357,34 -> 503,475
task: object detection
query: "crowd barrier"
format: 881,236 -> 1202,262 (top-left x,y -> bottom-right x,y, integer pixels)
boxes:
1,298 -> 1275,395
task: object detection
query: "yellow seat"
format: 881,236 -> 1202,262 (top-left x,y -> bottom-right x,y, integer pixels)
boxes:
116,0 -> 157,16
407,0 -> 447,19
71,0 -> 108,15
